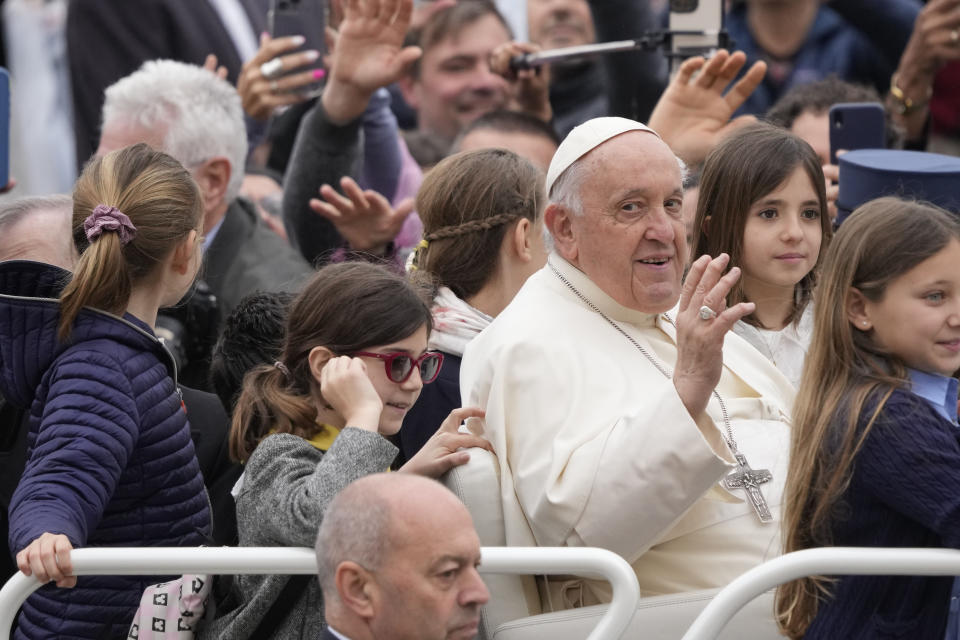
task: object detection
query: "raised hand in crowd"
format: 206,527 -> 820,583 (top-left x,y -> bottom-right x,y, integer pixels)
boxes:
238,34 -> 325,122
400,407 -> 493,478
311,176 -> 414,255
648,50 -> 766,165
322,0 -> 422,125
489,41 -> 553,124
888,0 -> 960,140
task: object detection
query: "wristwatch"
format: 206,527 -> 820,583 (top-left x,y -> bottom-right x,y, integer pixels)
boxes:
889,73 -> 931,116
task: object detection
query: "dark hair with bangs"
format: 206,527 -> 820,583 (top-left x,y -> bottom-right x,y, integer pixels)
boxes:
229,262 -> 432,461
692,122 -> 831,328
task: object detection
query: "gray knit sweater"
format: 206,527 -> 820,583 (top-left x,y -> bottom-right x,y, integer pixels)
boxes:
198,429 -> 397,639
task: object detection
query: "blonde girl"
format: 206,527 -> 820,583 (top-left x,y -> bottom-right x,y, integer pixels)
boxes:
778,198 -> 960,639
2,143 -> 210,639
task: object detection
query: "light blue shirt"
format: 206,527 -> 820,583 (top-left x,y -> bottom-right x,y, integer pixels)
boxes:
907,369 -> 959,425
202,217 -> 225,252
910,369 -> 960,640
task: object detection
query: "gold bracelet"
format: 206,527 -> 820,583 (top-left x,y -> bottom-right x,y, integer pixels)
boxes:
889,72 -> 932,115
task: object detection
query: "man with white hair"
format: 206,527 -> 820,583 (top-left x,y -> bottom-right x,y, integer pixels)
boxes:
316,473 -> 489,640
459,115 -> 795,605
97,60 -> 312,318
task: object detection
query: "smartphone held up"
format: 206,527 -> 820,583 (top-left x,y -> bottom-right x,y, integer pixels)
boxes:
268,0 -> 328,96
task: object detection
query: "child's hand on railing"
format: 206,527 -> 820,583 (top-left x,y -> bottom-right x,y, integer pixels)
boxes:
16,533 -> 76,588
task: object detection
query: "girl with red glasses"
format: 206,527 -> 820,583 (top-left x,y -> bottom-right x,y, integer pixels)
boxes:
205,262 -> 490,639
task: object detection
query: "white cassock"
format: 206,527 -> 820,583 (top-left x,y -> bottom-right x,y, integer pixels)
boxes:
460,254 -> 795,606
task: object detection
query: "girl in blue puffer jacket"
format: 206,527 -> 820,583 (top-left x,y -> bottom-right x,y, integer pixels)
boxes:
0,143 -> 212,639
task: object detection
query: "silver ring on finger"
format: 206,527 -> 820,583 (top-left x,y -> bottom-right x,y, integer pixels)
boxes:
260,57 -> 284,79
698,305 -> 718,321
951,29 -> 960,43
270,79 -> 280,93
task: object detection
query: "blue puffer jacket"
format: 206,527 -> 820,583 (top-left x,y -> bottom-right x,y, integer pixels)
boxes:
0,261 -> 211,639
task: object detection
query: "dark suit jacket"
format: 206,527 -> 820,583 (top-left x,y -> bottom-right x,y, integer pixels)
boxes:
67,0 -> 267,166
204,198 -> 313,320
179,386 -> 243,546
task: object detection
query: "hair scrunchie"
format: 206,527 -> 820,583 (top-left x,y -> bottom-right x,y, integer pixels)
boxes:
84,204 -> 137,246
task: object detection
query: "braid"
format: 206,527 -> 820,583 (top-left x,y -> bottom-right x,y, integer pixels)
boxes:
423,211 -> 520,241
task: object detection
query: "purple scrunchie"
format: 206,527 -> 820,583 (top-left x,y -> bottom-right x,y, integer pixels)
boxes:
83,204 -> 137,246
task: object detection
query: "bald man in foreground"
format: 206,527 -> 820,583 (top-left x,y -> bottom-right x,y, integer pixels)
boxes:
316,474 -> 490,640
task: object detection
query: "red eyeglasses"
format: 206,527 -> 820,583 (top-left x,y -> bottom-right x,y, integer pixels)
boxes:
351,351 -> 444,384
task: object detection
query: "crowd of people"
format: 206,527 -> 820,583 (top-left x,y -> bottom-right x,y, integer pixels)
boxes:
1,0 -> 960,639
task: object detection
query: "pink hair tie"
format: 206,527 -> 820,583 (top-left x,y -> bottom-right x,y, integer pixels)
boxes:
83,204 -> 137,246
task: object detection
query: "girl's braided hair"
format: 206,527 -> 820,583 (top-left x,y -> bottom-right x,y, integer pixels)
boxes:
414,148 -> 545,300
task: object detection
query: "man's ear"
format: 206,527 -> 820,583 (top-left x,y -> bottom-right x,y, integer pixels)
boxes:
192,156 -> 232,215
396,75 -> 420,111
308,346 -> 335,384
544,203 -> 576,263
334,561 -> 377,620
846,287 -> 872,331
170,230 -> 199,275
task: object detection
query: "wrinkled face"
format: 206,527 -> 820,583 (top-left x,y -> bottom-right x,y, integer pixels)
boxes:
527,0 -> 595,49
790,110 -> 830,166
408,14 -> 513,142
563,132 -> 686,313
457,128 -> 557,172
370,500 -> 489,640
352,324 -> 429,435
740,166 -> 823,298
858,239 -> 960,377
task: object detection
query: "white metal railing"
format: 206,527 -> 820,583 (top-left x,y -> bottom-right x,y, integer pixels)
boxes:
682,547 -> 960,640
0,545 -> 639,640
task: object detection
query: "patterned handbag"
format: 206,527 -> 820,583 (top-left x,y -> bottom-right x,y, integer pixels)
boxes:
127,574 -> 212,639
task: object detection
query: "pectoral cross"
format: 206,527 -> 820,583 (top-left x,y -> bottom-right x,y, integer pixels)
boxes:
721,453 -> 774,524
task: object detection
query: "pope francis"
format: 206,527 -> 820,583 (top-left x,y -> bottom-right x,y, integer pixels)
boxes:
459,117 -> 796,606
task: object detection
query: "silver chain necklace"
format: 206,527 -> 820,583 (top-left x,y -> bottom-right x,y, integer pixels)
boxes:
548,262 -> 774,523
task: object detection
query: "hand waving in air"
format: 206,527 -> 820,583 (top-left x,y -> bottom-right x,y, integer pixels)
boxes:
310,176 -> 414,254
672,253 -> 755,421
322,0 -> 423,124
649,50 -> 767,165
